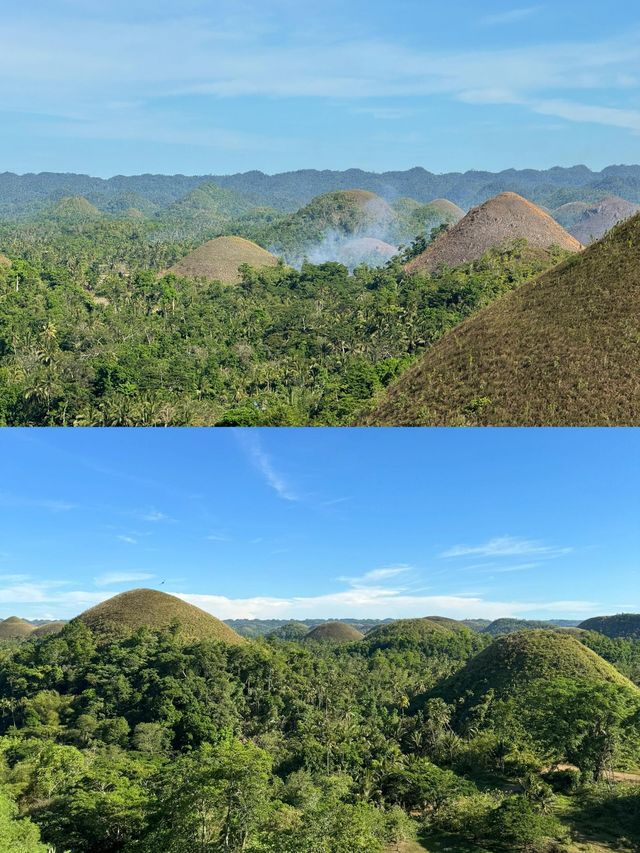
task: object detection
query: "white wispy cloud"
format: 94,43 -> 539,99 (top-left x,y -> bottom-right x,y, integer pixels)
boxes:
235,432 -> 298,502
0,9 -> 638,142
0,493 -> 76,512
482,6 -> 542,26
175,589 -> 597,621
441,536 -> 571,559
94,571 -> 155,586
141,510 -> 172,523
117,535 -> 138,545
339,566 -> 412,587
206,533 -> 230,542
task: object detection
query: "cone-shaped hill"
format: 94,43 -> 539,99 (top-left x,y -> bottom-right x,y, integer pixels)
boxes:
578,614 -> 640,639
46,196 -> 104,223
164,182 -> 254,222
405,192 -> 581,274
168,236 -> 279,284
32,620 -> 67,638
297,190 -> 394,233
360,617 -> 485,659
304,622 -> 364,643
363,211 -> 640,425
268,621 -> 310,641
568,196 -> 640,245
432,630 -> 635,710
0,616 -> 35,640
75,589 -> 244,644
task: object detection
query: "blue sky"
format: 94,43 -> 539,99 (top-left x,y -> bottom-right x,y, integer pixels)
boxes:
0,428 -> 638,622
1,1 -> 639,176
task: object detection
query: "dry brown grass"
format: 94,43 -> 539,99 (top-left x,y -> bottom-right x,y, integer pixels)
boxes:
304,621 -> 364,642
76,588 -> 245,645
0,616 -> 35,639
365,212 -> 640,425
406,192 -> 582,274
168,236 -> 279,284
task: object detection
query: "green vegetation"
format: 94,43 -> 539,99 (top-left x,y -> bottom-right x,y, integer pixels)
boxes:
0,617 -> 639,852
75,589 -> 245,645
365,212 -> 640,426
578,614 -> 640,640
0,224 -> 566,425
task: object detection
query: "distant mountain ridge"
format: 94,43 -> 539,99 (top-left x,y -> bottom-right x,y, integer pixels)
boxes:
2,164 -> 640,217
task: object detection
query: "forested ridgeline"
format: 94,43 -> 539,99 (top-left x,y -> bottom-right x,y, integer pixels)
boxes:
1,620 -> 640,852
0,217 -> 568,426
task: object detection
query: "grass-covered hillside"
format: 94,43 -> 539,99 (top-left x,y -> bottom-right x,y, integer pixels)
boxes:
364,212 -> 640,426
75,588 -> 245,644
579,614 -> 640,639
1,616 -> 639,853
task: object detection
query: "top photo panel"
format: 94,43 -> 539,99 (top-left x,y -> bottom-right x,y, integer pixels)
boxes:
0,0 -> 638,426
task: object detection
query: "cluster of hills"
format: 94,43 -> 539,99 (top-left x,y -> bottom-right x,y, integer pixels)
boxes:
2,164 -> 640,217
363,194 -> 640,426
2,589 -> 639,645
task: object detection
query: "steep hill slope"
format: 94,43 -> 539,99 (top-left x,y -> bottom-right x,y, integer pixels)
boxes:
569,196 -> 640,244
335,237 -> 397,268
0,616 -> 35,640
305,621 -> 364,643
162,182 -> 254,222
578,614 -> 640,639
75,589 -> 244,644
434,630 -> 635,710
32,620 -> 67,638
168,236 -> 279,284
364,212 -> 640,425
405,192 -> 581,273
46,196 -> 104,223
360,617 -> 485,659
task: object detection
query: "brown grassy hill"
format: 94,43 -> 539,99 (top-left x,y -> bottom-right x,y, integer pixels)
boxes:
406,192 -> 582,274
75,589 -> 245,644
32,620 -> 67,638
428,198 -> 465,220
569,196 -> 640,245
304,621 -> 364,642
364,211 -> 640,426
0,616 -> 35,640
168,236 -> 279,284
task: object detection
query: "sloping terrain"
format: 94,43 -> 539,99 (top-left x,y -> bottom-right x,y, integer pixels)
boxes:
405,192 -> 582,273
305,621 -> 364,642
168,236 -> 279,284
578,614 -> 640,639
32,620 -> 67,638
75,588 -> 245,644
434,630 -> 636,708
364,212 -> 640,426
335,237 -> 397,267
569,196 -> 640,244
0,616 -> 36,640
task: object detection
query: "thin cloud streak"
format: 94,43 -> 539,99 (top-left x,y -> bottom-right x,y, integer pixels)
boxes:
235,432 -> 298,502
441,536 -> 572,559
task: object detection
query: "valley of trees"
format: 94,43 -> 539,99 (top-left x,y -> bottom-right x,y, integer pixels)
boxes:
1,619 -> 640,852
0,214 -> 568,426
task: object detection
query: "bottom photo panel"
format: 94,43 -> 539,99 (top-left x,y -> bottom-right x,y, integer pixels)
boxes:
1,427 -> 639,853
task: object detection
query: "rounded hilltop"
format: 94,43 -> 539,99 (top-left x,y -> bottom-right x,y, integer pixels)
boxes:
578,613 -> 640,639
434,630 -> 635,709
75,588 -> 244,644
32,620 -> 67,638
364,211 -> 640,426
361,616 -> 482,656
567,196 -> 640,245
405,192 -> 582,274
335,237 -> 397,267
304,621 -> 364,643
0,616 -> 35,640
168,236 -> 279,284
293,189 -> 394,233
